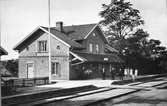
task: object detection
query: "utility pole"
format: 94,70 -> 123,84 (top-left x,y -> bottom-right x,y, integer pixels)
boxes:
166,0 -> 167,12
0,11 -> 2,106
48,0 -> 52,83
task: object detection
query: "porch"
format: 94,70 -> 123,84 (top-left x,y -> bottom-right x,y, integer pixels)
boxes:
70,52 -> 124,80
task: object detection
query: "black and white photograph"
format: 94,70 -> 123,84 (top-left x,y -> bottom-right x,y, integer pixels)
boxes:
0,0 -> 167,105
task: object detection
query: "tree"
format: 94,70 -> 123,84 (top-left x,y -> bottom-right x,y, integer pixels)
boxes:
122,29 -> 150,71
147,39 -> 166,59
159,50 -> 167,73
5,59 -> 18,77
125,29 -> 149,56
99,0 -> 167,74
99,0 -> 144,53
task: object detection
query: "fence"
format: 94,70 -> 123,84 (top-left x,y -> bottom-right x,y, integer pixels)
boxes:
2,77 -> 49,88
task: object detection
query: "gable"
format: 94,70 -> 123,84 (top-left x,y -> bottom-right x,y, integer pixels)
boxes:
13,27 -> 45,51
13,26 -> 83,51
86,26 -> 108,44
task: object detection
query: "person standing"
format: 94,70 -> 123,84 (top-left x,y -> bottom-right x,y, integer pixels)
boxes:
110,67 -> 115,80
119,68 -> 124,80
130,68 -> 135,82
102,67 -> 106,80
124,68 -> 127,79
134,69 -> 138,79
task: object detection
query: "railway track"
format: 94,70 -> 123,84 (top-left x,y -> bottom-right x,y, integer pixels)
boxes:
3,76 -> 167,106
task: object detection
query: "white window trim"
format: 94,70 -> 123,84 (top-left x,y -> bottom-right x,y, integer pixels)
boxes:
89,43 -> 93,53
38,40 -> 48,52
95,44 -> 99,53
51,61 -> 60,76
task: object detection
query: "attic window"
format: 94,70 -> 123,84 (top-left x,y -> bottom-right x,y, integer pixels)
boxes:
57,45 -> 60,50
93,33 -> 96,37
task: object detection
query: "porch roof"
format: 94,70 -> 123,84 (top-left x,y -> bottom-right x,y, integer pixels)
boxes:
74,52 -> 124,63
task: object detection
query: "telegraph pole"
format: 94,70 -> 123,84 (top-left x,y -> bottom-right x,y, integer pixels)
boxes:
48,0 -> 52,83
0,10 -> 2,106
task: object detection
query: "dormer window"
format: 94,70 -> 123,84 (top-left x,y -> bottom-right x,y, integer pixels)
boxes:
38,40 -> 47,52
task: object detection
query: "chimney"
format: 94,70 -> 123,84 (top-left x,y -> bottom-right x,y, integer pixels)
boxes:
56,21 -> 63,32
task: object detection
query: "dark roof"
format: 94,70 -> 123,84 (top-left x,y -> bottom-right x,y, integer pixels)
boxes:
62,24 -> 97,40
42,27 -> 84,48
0,46 -> 8,56
74,52 -> 124,63
13,23 -> 105,50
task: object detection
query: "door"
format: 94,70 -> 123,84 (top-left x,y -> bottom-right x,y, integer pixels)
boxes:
27,63 -> 34,78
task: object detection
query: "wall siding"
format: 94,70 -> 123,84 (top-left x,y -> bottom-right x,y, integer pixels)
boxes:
18,32 -> 70,80
86,28 -> 105,54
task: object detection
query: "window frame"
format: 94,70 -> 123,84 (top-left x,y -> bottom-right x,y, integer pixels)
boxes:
38,40 -> 47,52
95,44 -> 100,53
89,43 -> 93,53
51,62 -> 60,75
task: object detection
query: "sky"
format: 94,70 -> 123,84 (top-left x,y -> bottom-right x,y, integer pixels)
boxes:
0,0 -> 167,60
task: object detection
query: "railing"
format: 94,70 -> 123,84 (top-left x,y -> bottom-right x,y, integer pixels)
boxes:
2,77 -> 49,88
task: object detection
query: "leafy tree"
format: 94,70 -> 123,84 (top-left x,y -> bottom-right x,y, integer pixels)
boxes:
147,39 -> 166,59
125,29 -> 149,56
159,50 -> 167,73
100,0 -> 144,53
122,29 -> 150,70
99,0 -> 167,75
5,59 -> 18,77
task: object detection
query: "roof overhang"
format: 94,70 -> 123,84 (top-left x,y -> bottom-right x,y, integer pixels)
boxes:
73,52 -> 124,63
0,46 -> 8,56
70,51 -> 87,66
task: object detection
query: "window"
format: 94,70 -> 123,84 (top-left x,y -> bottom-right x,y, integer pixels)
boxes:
57,45 -> 60,50
95,44 -> 99,53
93,33 -> 96,37
38,40 -> 47,52
89,43 -> 93,53
51,62 -> 59,75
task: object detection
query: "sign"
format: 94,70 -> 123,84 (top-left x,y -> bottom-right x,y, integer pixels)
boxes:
104,58 -> 109,61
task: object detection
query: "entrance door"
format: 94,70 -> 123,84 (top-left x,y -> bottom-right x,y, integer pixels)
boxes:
27,63 -> 34,78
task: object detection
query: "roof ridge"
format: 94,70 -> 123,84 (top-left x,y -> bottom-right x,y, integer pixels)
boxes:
63,23 -> 97,27
40,23 -> 97,28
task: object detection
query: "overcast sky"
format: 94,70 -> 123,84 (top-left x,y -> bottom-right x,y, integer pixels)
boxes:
0,0 -> 167,60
